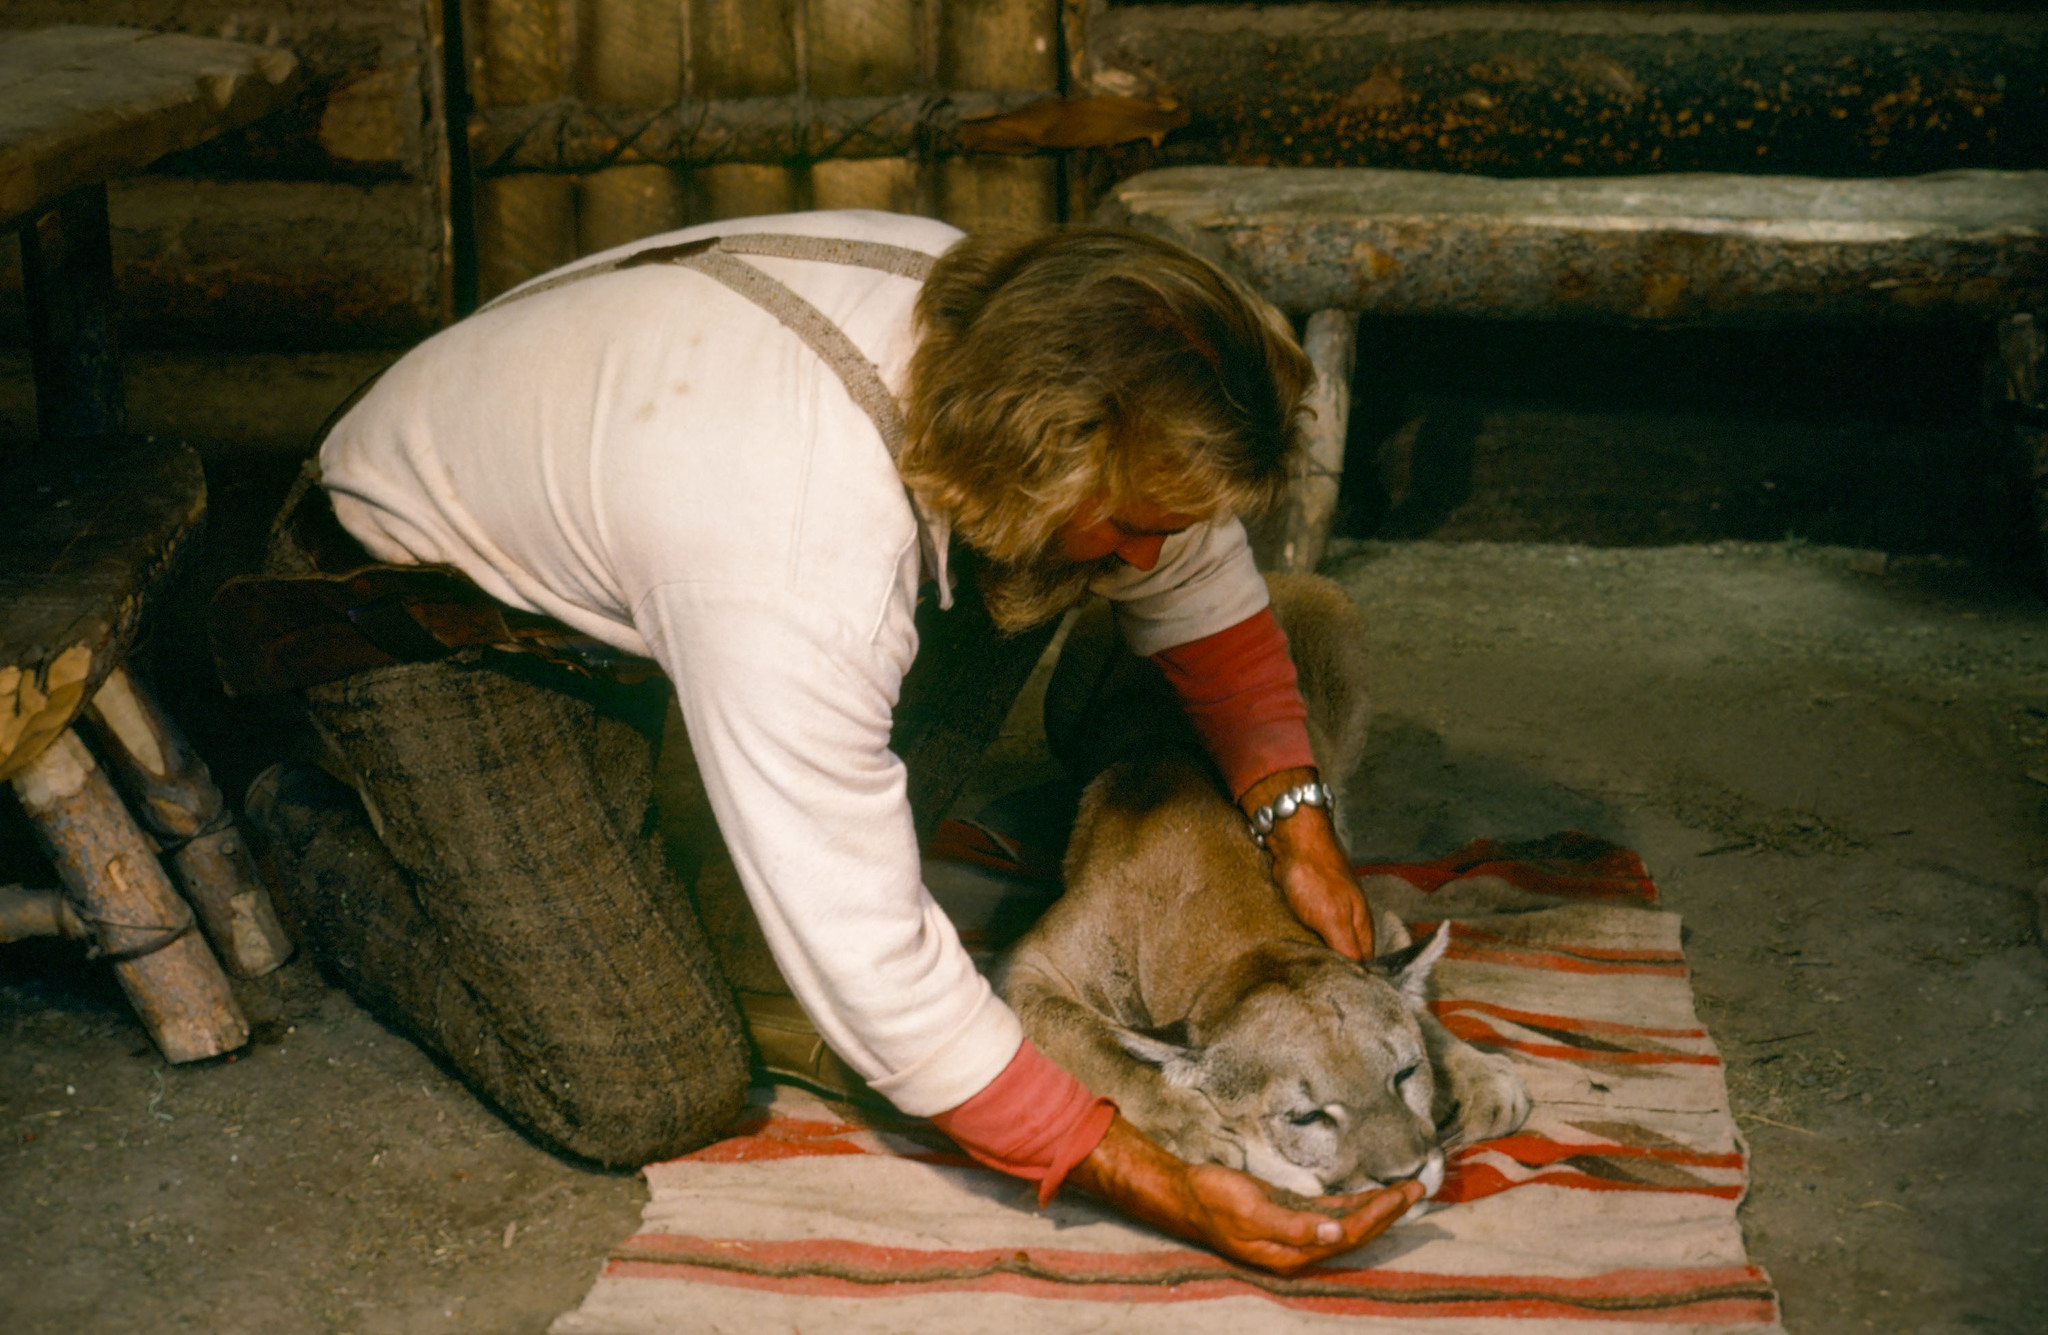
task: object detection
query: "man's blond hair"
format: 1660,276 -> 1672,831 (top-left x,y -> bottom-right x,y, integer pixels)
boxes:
899,228 -> 1314,565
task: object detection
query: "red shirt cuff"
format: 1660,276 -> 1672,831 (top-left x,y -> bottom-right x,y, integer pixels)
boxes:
1151,606 -> 1317,797
927,1041 -> 1116,1207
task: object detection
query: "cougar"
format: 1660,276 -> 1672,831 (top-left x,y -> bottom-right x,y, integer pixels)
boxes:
1002,574 -> 1530,1201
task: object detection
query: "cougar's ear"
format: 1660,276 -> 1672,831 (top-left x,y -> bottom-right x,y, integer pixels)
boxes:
1111,1023 -> 1207,1090
1369,922 -> 1451,1009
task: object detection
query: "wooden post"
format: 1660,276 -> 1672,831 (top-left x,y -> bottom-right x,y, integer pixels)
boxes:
11,731 -> 249,1063
1996,312 -> 2048,587
18,183 -> 126,442
1263,309 -> 1356,574
85,666 -> 292,978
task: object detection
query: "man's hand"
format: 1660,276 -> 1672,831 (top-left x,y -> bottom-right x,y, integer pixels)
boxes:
1238,766 -> 1374,961
1067,1115 -> 1421,1274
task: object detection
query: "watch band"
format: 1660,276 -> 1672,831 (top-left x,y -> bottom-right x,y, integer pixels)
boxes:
1247,779 -> 1334,848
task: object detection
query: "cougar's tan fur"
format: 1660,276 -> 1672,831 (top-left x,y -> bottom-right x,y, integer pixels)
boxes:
1004,574 -> 1529,1200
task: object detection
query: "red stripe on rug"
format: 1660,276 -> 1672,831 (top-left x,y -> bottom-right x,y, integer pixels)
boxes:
1463,1135 -> 1745,1171
603,1238 -> 1772,1320
1441,943 -> 1691,977
1414,922 -> 1685,965
599,1262 -> 1777,1323
1431,999 -> 1708,1040
612,1235 -> 1764,1296
1437,1161 -> 1746,1204
1435,1026 -> 1719,1066
1355,833 -> 1657,904
681,1113 -> 874,1163
924,818 -> 1063,882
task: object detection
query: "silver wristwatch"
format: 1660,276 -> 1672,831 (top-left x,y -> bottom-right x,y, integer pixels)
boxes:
1247,780 -> 1334,848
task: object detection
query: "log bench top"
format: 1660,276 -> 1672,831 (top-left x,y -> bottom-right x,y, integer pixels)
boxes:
0,25 -> 301,231
0,441 -> 206,782
1099,166 -> 2048,326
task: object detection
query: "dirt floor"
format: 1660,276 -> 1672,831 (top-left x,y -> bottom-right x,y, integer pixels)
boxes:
3,322 -> 2046,1333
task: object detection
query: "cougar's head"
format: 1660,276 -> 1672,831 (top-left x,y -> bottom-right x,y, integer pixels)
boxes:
1112,924 -> 1451,1201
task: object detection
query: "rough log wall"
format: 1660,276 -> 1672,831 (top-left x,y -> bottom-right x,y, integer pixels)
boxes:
0,0 -> 451,348
2,3 -> 2036,345
470,0 -> 1065,299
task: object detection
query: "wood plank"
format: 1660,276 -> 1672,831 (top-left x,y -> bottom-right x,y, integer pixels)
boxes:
0,26 -> 301,230
1100,166 -> 2048,325
0,439 -> 206,781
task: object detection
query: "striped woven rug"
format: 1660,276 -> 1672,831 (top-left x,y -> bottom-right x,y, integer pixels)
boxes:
552,832 -> 1783,1335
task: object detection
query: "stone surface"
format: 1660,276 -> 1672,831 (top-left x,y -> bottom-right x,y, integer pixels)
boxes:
1101,165 -> 2048,324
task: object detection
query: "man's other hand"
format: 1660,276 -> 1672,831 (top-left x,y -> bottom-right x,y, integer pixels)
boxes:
1067,1115 -> 1421,1273
1239,766 -> 1374,961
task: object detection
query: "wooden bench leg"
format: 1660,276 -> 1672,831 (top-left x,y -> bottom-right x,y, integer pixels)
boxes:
1265,309 -> 1357,575
18,182 -> 127,441
11,730 -> 249,1063
85,666 -> 293,978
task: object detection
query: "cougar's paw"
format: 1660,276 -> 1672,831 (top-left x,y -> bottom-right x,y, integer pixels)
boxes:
1135,1092 -> 1242,1173
1445,1047 -> 1531,1147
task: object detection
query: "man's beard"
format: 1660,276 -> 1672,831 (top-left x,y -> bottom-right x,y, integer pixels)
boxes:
978,549 -> 1122,635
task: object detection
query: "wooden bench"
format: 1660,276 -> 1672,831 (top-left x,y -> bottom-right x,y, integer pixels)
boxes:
0,27 -> 302,1063
1097,166 -> 2048,573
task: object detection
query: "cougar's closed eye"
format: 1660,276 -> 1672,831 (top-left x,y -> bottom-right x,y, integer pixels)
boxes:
1392,1064 -> 1420,1089
1287,1109 -> 1332,1129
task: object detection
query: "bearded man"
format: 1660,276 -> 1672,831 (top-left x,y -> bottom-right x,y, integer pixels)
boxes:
243,211 -> 1412,1272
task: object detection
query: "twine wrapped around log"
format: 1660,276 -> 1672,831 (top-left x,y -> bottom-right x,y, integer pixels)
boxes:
10,730 -> 248,1063
85,666 -> 291,977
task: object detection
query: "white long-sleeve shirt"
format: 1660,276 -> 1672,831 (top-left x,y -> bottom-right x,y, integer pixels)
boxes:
320,210 -> 1270,1115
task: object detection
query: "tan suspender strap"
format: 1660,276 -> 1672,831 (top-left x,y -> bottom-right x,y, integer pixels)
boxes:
473,231 -> 933,455
708,232 -> 937,282
675,249 -> 910,454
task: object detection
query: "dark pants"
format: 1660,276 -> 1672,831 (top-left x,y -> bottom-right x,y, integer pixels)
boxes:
262,504 -> 1054,1167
